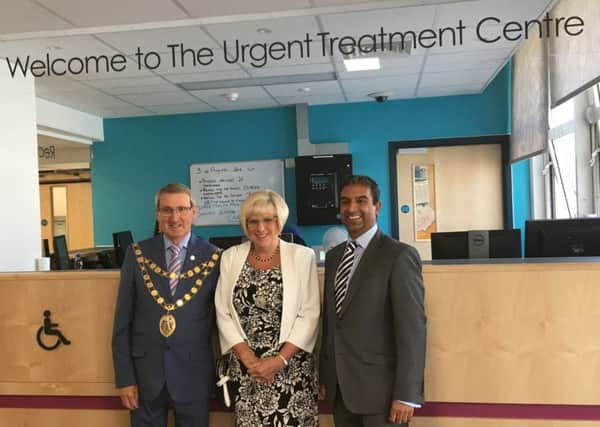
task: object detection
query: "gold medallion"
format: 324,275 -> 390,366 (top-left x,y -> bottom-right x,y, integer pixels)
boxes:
159,313 -> 176,337
132,243 -> 222,338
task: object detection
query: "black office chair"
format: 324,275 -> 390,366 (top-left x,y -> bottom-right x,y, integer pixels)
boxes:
52,235 -> 71,270
112,230 -> 134,267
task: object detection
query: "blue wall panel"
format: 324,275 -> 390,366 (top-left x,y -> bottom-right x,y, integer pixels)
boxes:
92,64 -> 521,247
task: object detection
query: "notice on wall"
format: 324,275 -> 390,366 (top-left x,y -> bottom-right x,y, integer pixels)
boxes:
190,159 -> 285,226
413,164 -> 437,241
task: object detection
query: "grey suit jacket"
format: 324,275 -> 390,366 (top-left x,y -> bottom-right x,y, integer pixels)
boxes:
111,234 -> 220,403
319,230 -> 426,414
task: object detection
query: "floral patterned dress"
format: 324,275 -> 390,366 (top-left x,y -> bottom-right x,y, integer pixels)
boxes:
230,261 -> 318,427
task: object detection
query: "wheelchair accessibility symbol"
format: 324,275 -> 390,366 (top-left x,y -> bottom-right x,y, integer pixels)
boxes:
36,310 -> 71,351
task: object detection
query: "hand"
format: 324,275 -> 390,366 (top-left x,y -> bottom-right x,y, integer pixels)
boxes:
118,385 -> 139,410
239,352 -> 260,370
247,356 -> 283,384
388,401 -> 414,424
318,385 -> 326,400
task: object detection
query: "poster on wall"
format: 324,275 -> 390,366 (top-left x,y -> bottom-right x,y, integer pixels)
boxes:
412,164 -> 437,241
189,159 -> 284,226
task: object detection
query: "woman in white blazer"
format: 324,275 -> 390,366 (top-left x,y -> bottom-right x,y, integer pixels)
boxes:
215,189 -> 320,426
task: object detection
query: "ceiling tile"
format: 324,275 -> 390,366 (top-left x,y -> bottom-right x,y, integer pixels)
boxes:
118,90 -> 199,106
264,80 -> 341,97
320,6 -> 437,40
247,63 -> 334,77
165,70 -> 250,83
436,0 -> 552,27
36,0 -> 188,27
341,74 -> 419,94
0,0 -> 72,35
0,35 -> 120,60
427,48 -> 511,65
0,0 -> 546,117
205,16 -> 320,47
428,24 -> 520,54
189,86 -> 272,103
335,55 -> 424,79
180,0 -> 310,19
419,66 -> 498,87
424,50 -> 507,72
97,27 -> 220,55
346,88 -> 414,102
83,75 -> 167,89
156,49 -> 244,75
101,83 -> 180,96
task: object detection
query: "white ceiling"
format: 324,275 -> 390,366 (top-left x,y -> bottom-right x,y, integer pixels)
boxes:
0,0 -> 555,118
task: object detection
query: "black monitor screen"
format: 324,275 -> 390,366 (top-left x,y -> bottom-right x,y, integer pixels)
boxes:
431,231 -> 469,260
489,229 -> 522,258
525,218 -> 600,257
53,235 -> 71,270
209,235 -> 245,250
113,230 -> 134,267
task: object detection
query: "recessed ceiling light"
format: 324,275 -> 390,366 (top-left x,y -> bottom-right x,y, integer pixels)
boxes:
343,57 -> 380,72
298,87 -> 311,93
256,28 -> 272,34
223,92 -> 239,102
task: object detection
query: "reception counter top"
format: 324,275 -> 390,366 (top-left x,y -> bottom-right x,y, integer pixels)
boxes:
1,261 -> 599,426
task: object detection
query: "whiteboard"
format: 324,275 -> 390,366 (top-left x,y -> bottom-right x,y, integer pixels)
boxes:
190,159 -> 285,226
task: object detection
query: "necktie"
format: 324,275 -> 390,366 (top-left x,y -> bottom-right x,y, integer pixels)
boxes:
334,241 -> 357,314
168,245 -> 182,295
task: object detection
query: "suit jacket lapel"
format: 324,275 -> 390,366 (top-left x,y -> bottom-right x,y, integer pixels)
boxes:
338,231 -> 384,318
173,234 -> 209,299
144,235 -> 172,300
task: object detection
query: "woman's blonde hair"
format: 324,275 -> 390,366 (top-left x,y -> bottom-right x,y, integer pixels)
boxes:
240,189 -> 289,236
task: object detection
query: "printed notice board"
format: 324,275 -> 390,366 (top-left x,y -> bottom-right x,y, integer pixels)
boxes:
190,159 -> 285,226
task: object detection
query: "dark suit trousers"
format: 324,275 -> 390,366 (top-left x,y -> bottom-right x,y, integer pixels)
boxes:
130,385 -> 209,427
334,385 -> 407,427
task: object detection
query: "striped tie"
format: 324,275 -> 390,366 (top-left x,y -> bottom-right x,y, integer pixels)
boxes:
168,245 -> 182,295
334,241 -> 357,314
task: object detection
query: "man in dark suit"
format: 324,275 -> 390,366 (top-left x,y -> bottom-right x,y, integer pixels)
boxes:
319,175 -> 426,427
112,183 -> 221,427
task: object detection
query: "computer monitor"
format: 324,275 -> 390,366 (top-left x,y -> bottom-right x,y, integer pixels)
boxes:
209,235 -> 245,250
489,229 -> 521,258
431,231 -> 469,260
279,232 -> 295,243
432,229 -> 522,259
52,235 -> 71,270
42,239 -> 50,258
525,218 -> 600,257
113,230 -> 134,267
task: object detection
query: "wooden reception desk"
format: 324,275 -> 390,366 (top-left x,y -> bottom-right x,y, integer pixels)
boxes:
1,261 -> 599,426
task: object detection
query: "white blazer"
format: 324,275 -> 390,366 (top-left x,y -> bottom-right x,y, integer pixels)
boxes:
215,239 -> 320,354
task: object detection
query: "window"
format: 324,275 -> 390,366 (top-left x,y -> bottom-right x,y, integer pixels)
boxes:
531,87 -> 599,220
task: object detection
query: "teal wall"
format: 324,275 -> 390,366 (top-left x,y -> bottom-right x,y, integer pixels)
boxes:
93,64 -> 521,246
511,159 -> 531,249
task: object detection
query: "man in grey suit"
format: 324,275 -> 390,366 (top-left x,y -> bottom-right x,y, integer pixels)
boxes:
319,175 -> 426,426
112,183 -> 221,427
